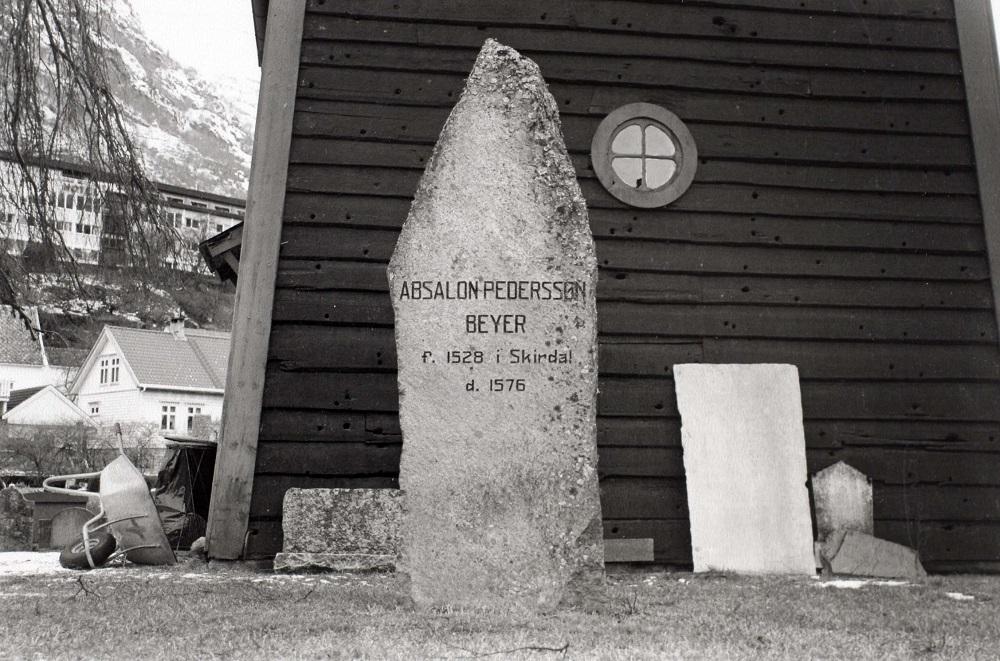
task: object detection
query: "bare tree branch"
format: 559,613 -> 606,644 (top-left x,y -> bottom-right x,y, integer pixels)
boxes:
0,0 -> 181,319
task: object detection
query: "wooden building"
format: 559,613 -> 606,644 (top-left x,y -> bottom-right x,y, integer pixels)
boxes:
207,0 -> 1000,570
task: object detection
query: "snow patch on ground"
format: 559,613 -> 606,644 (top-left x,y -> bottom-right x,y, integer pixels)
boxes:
0,592 -> 47,597
0,553 -> 72,577
0,552 -> 353,582
946,592 -> 976,601
816,579 -> 911,589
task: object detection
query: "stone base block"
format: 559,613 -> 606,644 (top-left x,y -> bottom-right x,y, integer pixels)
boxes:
604,538 -> 654,563
274,552 -> 396,573
823,530 -> 927,580
280,488 -> 402,572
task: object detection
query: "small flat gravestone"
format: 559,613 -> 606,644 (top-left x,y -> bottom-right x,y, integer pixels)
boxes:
674,364 -> 815,575
812,461 -> 873,542
388,39 -> 604,611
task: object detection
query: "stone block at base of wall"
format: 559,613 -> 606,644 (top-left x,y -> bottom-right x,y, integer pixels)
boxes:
275,488 -> 403,572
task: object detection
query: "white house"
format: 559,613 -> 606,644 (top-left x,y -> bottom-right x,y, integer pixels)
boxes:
0,307 -> 76,399
70,321 -> 229,438
2,385 -> 97,427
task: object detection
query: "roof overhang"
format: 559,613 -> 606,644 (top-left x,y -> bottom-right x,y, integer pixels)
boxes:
199,222 -> 243,285
252,0 -> 269,65
140,385 -> 226,396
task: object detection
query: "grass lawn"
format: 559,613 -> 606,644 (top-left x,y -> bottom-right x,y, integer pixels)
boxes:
2,554 -> 999,660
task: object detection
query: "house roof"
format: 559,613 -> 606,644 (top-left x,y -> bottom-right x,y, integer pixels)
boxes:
0,307 -> 44,366
6,386 -> 45,412
3,384 -> 97,426
0,152 -> 247,209
106,326 -> 230,391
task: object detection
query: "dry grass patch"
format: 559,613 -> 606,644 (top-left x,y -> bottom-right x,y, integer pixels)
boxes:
1,558 -> 998,659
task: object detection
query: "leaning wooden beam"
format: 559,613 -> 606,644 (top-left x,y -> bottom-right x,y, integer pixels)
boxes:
956,0 -> 1000,340
206,0 -> 306,560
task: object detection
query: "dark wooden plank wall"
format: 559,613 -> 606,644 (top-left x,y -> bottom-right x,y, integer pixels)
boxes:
246,0 -> 1000,568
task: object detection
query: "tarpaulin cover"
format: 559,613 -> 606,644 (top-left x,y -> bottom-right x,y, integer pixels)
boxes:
152,443 -> 216,550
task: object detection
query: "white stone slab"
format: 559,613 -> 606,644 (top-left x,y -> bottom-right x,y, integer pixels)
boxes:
674,363 -> 815,575
812,461 -> 873,541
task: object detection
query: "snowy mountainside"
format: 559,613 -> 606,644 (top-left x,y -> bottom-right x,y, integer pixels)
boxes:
100,1 -> 256,199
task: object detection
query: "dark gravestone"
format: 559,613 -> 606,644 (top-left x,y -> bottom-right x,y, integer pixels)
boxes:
0,486 -> 33,551
388,39 -> 604,611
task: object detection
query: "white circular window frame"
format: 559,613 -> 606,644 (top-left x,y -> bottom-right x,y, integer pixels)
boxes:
591,103 -> 698,209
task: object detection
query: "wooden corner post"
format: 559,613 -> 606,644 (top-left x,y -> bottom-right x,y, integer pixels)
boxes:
206,0 -> 306,559
956,1 -> 1000,339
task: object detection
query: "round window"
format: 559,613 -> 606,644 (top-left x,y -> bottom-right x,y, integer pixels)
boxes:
591,103 -> 698,208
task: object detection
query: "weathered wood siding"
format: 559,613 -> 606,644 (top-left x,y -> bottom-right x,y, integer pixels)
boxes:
247,0 -> 1000,568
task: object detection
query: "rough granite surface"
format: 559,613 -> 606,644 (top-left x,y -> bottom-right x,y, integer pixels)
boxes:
0,487 -> 33,551
281,488 -> 402,555
387,39 -> 604,612
812,461 -> 874,542
674,363 -> 815,575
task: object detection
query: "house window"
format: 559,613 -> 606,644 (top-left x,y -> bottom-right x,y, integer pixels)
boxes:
99,356 -> 120,385
186,405 -> 203,432
591,103 -> 698,208
88,402 -> 100,417
161,404 -> 177,431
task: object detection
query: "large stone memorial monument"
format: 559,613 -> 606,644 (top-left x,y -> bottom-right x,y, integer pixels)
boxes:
387,40 -> 604,611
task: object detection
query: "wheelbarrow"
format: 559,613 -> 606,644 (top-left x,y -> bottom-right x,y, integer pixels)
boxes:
43,454 -> 176,569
